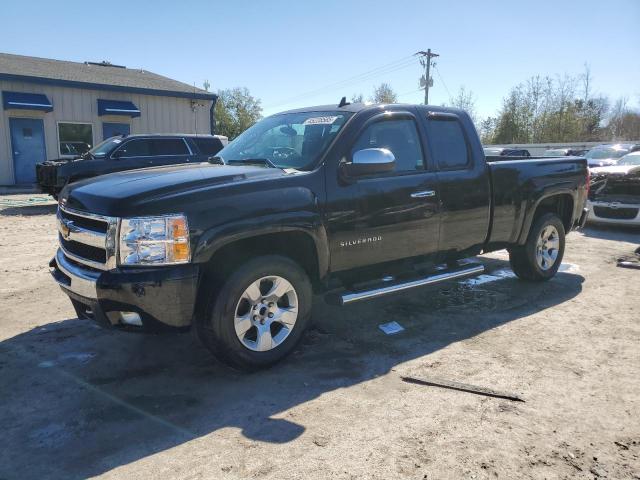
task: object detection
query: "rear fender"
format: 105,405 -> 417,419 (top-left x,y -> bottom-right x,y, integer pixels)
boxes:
516,188 -> 577,244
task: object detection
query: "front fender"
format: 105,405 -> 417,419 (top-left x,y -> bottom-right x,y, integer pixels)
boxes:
192,210 -> 330,279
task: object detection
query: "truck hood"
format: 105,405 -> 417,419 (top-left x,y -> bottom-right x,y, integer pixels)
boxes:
40,156 -> 84,166
62,163 -> 291,216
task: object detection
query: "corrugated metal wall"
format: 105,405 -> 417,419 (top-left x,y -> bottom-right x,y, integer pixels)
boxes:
0,80 -> 212,185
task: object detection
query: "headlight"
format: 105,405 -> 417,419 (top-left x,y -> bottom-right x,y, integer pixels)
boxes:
119,214 -> 190,266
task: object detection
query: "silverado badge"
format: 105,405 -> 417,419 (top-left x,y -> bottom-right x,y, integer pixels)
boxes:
340,235 -> 382,247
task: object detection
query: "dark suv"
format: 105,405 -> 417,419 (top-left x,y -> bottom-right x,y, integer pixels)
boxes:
483,147 -> 531,157
36,134 -> 227,197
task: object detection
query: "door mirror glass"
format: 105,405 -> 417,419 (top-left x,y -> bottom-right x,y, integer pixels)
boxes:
344,148 -> 396,176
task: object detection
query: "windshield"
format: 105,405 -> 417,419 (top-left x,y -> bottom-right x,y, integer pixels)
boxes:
216,111 -> 353,169
88,136 -> 125,158
618,152 -> 640,166
585,146 -> 629,160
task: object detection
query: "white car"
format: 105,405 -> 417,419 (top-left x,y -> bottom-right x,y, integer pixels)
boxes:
588,151 -> 640,226
585,144 -> 635,168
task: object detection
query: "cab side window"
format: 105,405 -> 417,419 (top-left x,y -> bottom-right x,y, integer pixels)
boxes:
351,119 -> 424,172
426,118 -> 470,170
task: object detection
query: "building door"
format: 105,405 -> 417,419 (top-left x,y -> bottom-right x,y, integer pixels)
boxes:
9,118 -> 46,184
102,122 -> 130,140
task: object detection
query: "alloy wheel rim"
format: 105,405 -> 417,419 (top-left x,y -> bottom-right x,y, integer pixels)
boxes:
234,275 -> 299,352
535,225 -> 560,271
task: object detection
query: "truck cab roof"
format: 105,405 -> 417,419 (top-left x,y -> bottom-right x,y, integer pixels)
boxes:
276,102 -> 466,117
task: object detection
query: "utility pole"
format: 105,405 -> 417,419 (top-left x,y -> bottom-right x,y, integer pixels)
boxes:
416,49 -> 439,105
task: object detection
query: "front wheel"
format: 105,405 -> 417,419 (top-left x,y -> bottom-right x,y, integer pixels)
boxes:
196,255 -> 312,370
509,213 -> 565,281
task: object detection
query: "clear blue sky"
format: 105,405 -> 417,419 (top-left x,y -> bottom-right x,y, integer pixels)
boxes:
2,0 -> 639,119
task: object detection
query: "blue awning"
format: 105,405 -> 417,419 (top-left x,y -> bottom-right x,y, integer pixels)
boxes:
2,91 -> 53,111
97,99 -> 140,117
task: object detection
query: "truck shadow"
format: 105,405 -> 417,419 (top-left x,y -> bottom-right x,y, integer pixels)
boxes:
0,258 -> 584,479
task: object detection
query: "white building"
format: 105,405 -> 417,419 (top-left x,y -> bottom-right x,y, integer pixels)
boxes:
0,53 -> 217,185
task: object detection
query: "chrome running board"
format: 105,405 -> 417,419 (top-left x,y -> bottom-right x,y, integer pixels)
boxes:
328,263 -> 485,306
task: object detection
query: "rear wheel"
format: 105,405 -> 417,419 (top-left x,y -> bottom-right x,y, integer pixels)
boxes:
509,213 -> 565,281
196,255 -> 312,370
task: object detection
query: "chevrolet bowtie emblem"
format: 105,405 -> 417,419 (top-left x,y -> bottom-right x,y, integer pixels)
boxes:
60,219 -> 72,240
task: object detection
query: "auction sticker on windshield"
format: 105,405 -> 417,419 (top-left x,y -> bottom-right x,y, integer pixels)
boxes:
303,116 -> 339,125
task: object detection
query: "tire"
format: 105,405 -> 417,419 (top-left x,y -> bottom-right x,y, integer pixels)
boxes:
509,213 -> 565,281
196,255 -> 312,370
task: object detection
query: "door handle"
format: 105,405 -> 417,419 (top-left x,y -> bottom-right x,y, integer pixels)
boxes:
410,190 -> 436,198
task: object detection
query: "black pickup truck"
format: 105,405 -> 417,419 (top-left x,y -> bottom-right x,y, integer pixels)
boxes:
36,134 -> 227,198
50,102 -> 589,369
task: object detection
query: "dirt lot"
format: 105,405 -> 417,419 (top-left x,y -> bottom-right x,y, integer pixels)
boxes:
1,194 -> 639,480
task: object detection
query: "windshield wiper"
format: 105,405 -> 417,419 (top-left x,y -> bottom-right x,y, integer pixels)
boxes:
226,158 -> 279,169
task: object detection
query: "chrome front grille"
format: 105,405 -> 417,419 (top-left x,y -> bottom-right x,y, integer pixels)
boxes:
57,206 -> 118,270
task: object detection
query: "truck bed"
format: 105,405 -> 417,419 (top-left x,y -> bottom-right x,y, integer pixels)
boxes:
486,156 -> 588,247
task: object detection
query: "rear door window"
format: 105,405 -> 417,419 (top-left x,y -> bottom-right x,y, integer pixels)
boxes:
425,117 -> 470,170
192,137 -> 224,155
118,139 -> 152,157
151,138 -> 190,155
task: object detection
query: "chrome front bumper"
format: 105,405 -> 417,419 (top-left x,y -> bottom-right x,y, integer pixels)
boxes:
50,248 -> 200,329
50,248 -> 99,299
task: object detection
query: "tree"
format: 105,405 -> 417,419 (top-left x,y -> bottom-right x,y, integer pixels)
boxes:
214,87 -> 262,140
488,67 -> 611,144
607,97 -> 640,140
448,86 -> 477,124
370,83 -> 398,104
351,93 -> 364,103
479,117 -> 497,144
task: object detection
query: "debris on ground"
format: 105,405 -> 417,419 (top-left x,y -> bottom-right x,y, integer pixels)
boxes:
401,376 -> 524,402
379,321 -> 405,335
0,196 -> 53,209
617,246 -> 640,270
313,436 -> 329,447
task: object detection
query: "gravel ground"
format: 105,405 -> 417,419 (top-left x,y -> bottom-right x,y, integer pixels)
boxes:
0,194 -> 639,480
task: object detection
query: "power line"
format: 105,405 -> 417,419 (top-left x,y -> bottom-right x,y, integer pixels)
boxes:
433,64 -> 452,101
265,56 -> 417,108
263,55 -> 420,109
397,88 -> 423,98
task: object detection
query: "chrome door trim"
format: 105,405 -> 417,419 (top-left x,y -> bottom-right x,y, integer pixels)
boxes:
410,190 -> 436,198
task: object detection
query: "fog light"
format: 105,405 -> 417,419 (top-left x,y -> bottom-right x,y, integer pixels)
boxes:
120,311 -> 142,326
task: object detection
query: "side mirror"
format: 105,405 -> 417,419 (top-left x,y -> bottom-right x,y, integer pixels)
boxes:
111,149 -> 124,159
343,148 -> 396,177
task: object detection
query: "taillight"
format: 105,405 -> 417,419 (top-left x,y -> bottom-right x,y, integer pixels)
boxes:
586,167 -> 591,197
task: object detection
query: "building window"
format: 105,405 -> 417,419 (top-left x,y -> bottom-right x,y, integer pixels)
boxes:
58,123 -> 93,156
